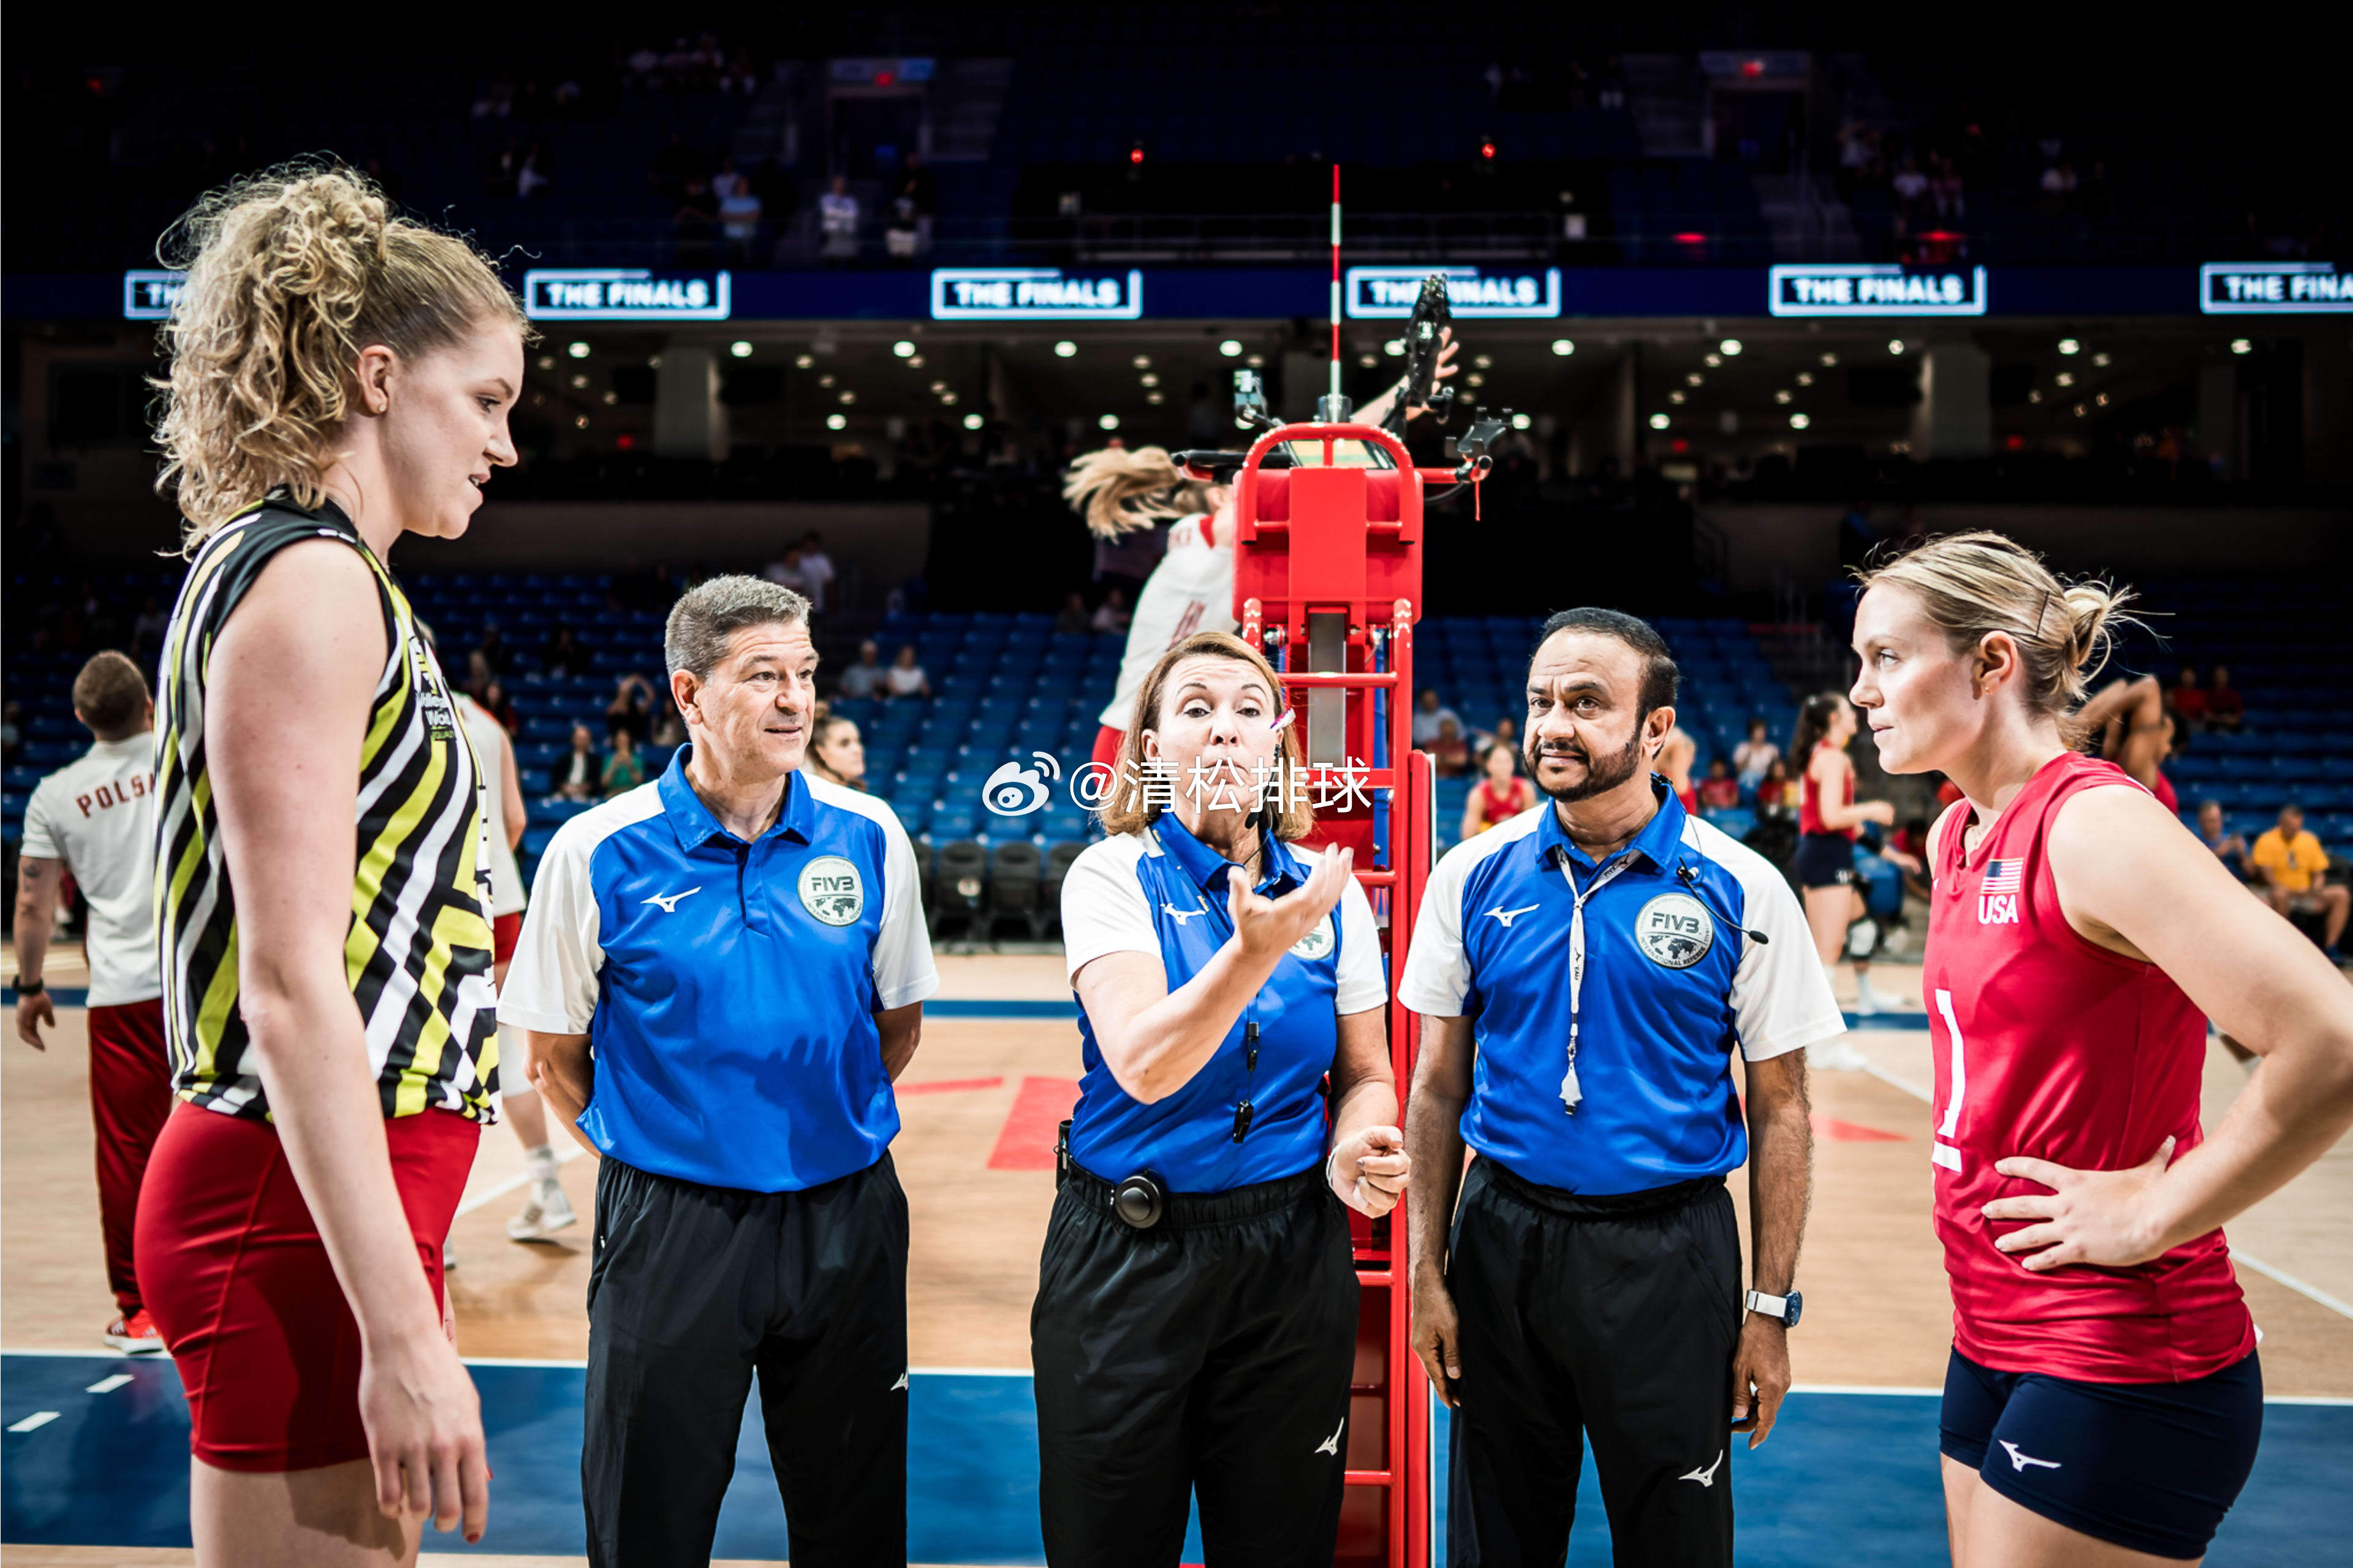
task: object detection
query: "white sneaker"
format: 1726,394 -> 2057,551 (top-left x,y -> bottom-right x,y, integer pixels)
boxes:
1809,1039 -> 1871,1072
1859,982 -> 1914,1013
507,1178 -> 578,1242
1849,983 -> 1877,1017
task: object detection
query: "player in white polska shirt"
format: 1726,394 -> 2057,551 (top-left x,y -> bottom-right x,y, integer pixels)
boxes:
1070,339 -> 1461,772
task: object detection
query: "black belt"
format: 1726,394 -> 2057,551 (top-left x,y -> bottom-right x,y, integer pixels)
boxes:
1061,1162 -> 1324,1232
1483,1157 -> 1722,1219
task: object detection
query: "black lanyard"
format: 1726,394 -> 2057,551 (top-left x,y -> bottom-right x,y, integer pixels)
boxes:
1190,847 -> 1274,1145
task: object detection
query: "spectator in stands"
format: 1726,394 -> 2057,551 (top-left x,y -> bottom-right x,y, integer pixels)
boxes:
2197,800 -> 2255,882
806,715 -> 868,792
132,595 -> 169,659
556,724 -> 599,802
719,174 -> 762,264
605,672 -> 656,743
2252,803 -> 2346,958
2170,665 -> 2208,730
1697,757 -> 1741,814
601,729 -> 645,799
1430,717 -> 1471,778
890,153 -> 935,259
542,624 -> 585,679
1484,716 -> 1520,756
476,618 -> 512,676
1411,688 -> 1460,747
517,143 -> 552,200
1891,157 -> 1930,233
1089,588 -> 1131,635
1056,592 -> 1091,635
0,700 -> 19,766
885,645 -> 931,701
763,544 -> 809,594
675,175 -> 721,263
820,175 -> 861,262
1732,716 -> 1780,790
1756,756 -> 1798,819
1460,740 -> 1535,838
651,697 -> 686,751
797,532 -> 836,611
2205,665 -> 2244,732
477,678 -> 520,736
838,640 -> 886,700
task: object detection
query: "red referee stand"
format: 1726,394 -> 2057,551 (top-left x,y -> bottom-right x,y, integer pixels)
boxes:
1213,419 -> 1471,1566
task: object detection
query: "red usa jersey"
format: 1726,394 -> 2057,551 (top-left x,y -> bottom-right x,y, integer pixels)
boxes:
1923,751 -> 2254,1382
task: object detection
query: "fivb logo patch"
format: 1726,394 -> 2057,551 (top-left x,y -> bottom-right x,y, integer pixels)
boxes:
1345,267 -> 1562,319
1979,858 -> 2023,925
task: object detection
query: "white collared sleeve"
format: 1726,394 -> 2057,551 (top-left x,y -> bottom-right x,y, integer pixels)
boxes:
1333,874 -> 1386,1015
499,811 -> 610,1035
1697,823 -> 1846,1061
17,779 -> 61,863
1061,836 -> 1160,979
1398,842 -> 1477,1017
870,806 -> 940,1011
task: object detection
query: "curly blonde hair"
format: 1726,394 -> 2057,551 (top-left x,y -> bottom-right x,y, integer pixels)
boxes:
1061,445 -> 1221,539
151,161 -> 531,548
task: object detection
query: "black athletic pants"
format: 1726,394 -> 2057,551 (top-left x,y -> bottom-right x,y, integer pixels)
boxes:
583,1153 -> 909,1568
1446,1158 -> 1743,1568
1031,1166 -> 1359,1568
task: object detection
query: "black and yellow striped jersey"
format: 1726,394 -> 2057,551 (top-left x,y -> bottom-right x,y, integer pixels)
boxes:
154,497 -> 501,1123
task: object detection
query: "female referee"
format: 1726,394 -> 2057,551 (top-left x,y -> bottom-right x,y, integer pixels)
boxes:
1851,532 -> 2353,1567
135,164 -> 525,1564
1039,631 -> 1409,1567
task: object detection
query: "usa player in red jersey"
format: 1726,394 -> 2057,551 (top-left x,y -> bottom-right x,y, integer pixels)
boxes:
1851,532 -> 2353,1567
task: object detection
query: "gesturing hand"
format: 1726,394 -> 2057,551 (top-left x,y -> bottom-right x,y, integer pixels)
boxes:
1330,1125 -> 1411,1218
1227,845 -> 1352,966
1982,1137 -> 2175,1270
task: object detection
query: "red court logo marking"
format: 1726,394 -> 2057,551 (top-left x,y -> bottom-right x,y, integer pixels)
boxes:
987,1075 -> 1082,1170
896,1076 -> 1006,1096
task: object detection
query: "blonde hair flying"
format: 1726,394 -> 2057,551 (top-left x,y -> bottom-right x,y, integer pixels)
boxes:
1061,445 -> 1219,539
151,161 -> 532,548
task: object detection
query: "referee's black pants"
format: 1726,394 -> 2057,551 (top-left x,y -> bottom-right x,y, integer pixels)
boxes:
582,1152 -> 908,1568
1446,1158 -> 1743,1568
1031,1166 -> 1358,1568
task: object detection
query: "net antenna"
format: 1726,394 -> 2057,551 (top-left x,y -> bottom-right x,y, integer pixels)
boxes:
1320,164 -> 1347,423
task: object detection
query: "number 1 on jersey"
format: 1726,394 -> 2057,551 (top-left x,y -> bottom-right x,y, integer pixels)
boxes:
1932,988 -> 1966,1173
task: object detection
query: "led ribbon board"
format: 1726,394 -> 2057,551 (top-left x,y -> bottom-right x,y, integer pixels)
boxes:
928,268 -> 1142,320
1768,264 -> 1988,317
2199,262 -> 2353,314
1344,266 -> 1561,319
522,270 -> 732,321
122,270 -> 186,319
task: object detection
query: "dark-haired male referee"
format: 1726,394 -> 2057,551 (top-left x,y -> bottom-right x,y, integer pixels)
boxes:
1401,607 -> 1838,1566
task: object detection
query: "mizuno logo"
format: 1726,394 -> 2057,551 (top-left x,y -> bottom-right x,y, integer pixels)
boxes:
2000,1441 -> 2060,1472
1162,901 -> 1204,925
1680,1450 -> 1725,1487
1316,1417 -> 1344,1456
643,887 -> 703,913
1486,903 -> 1540,928
890,1370 -> 910,1392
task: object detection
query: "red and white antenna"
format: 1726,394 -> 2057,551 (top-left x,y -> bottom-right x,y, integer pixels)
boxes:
1328,163 -> 1343,414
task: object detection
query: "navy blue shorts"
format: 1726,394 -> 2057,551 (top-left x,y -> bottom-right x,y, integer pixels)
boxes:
1939,1347 -> 2262,1560
1793,831 -> 1855,890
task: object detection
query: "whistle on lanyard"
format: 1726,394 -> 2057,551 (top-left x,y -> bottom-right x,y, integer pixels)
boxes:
1559,1037 -> 1583,1115
1232,1021 -> 1261,1143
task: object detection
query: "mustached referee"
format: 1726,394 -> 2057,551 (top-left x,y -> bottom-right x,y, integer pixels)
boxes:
1401,609 -> 1839,1567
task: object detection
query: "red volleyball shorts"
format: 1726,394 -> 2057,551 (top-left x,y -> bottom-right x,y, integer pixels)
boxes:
493,911 -> 523,966
135,1102 -> 480,1472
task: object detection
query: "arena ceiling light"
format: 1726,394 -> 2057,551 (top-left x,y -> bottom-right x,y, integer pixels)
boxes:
1551,339 -> 1574,356
1474,354 -> 1493,368
893,341 -> 917,357
2058,338 -> 2081,355
1358,354 -> 1377,368
1648,412 -> 1670,429
2056,372 -> 2075,387
2231,338 -> 2253,354
963,412 -> 984,430
1669,390 -> 1686,404
1775,390 -> 1792,404
1795,371 -> 1814,386
941,391 -> 959,404
1132,355 -> 1151,369
1703,354 -> 1721,368
838,390 -> 856,404
1382,339 -> 1404,357
1889,339 -> 1907,355
1789,412 -> 1811,430
1820,352 -> 1839,366
567,341 -> 591,358
1719,338 -> 1743,355
907,355 -> 925,368
1686,372 -> 1703,385
1510,412 -> 1532,430
1221,339 -> 1245,357
826,413 -> 847,430
1099,413 -> 1120,430
536,354 -> 556,370
1148,392 -> 1164,404
730,341 -> 753,358
2092,352 -> 2112,366
1140,373 -> 1159,387
795,354 -> 814,368
1055,341 -> 1078,358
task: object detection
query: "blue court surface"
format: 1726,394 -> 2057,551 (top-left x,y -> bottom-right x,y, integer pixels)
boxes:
6,1354 -> 2348,1562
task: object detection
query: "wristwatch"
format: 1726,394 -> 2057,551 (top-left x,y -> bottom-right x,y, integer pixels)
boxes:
1745,1289 -> 1802,1328
13,977 -> 42,996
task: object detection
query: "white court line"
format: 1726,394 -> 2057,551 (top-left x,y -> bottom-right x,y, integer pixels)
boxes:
1862,1059 -> 1933,1101
7,1411 -> 60,1432
453,1142 -> 589,1219
1859,1051 -> 2353,1325
85,1373 -> 133,1393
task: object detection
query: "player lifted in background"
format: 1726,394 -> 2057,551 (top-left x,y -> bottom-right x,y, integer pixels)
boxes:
12,651 -> 170,1354
1852,532 -> 2353,1568
1067,334 -> 1460,765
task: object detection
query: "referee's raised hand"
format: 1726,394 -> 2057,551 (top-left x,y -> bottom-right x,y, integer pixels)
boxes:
1227,844 -> 1354,966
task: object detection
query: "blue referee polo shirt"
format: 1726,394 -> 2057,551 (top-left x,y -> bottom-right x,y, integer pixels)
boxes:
1398,782 -> 1840,1196
1058,814 -> 1387,1192
501,746 -> 938,1192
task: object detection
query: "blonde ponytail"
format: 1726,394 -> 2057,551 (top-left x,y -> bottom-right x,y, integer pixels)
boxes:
1061,445 -> 1218,539
151,161 -> 531,548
